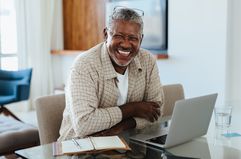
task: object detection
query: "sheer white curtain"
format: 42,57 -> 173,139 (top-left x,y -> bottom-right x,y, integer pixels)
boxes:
15,0 -> 57,110
225,0 -> 241,105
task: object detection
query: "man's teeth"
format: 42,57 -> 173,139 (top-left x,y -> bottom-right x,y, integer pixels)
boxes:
118,50 -> 130,56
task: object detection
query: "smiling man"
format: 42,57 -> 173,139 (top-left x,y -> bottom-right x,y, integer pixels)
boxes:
59,7 -> 164,141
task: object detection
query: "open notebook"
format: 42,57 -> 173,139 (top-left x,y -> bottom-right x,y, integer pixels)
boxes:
53,136 -> 131,156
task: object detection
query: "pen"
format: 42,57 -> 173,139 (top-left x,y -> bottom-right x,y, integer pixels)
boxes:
72,138 -> 81,149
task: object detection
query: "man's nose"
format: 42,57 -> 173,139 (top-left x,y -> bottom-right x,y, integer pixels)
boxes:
120,38 -> 131,49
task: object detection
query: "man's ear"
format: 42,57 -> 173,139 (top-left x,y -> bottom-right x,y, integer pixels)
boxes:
103,27 -> 108,41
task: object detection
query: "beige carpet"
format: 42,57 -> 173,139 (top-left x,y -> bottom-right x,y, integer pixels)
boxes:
14,111 -> 38,127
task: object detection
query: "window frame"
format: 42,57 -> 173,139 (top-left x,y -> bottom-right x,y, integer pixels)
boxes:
0,0 -> 18,70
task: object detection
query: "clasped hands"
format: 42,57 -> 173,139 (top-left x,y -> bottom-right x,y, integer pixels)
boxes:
91,101 -> 160,137
120,101 -> 161,122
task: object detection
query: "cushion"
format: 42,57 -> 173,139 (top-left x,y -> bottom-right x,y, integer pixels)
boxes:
0,116 -> 39,154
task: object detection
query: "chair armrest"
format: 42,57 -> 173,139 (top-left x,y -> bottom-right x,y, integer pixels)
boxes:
0,82 -> 15,95
16,84 -> 31,101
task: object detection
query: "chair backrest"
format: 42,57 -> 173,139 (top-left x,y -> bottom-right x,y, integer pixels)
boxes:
0,68 -> 32,98
35,93 -> 65,145
0,68 -> 32,81
161,84 -> 185,117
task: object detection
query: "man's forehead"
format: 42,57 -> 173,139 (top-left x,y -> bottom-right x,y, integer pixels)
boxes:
111,19 -> 140,26
110,20 -> 141,31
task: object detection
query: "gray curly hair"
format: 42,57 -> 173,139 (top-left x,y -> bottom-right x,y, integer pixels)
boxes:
107,7 -> 144,35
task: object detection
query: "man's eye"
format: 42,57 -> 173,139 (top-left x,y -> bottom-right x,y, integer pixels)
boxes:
113,35 -> 123,39
129,37 -> 138,41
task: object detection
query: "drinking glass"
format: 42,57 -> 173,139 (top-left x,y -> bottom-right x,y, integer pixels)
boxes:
214,106 -> 232,130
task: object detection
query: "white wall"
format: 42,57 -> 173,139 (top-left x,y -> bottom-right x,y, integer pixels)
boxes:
157,0 -> 227,105
52,0 -> 230,105
52,54 -> 77,88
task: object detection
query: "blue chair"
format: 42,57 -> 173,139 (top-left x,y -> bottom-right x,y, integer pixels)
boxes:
0,68 -> 32,120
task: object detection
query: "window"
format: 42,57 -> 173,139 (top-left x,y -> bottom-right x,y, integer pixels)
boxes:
106,0 -> 168,55
0,0 -> 18,70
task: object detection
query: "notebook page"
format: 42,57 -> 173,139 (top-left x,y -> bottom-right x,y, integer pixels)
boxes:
91,136 -> 126,150
62,138 -> 94,153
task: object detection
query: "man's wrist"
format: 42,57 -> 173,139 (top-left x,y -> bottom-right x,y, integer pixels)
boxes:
119,103 -> 134,119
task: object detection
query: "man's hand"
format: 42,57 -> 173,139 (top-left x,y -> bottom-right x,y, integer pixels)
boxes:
90,118 -> 136,136
120,101 -> 160,122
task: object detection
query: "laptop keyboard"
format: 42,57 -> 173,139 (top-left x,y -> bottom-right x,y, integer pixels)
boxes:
147,134 -> 168,145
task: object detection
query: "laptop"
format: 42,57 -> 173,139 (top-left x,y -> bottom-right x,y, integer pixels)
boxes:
130,93 -> 218,148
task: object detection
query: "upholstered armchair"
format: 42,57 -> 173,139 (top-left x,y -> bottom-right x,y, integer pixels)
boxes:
0,68 -> 32,120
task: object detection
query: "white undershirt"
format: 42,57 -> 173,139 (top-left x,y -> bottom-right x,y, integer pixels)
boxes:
116,69 -> 129,106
